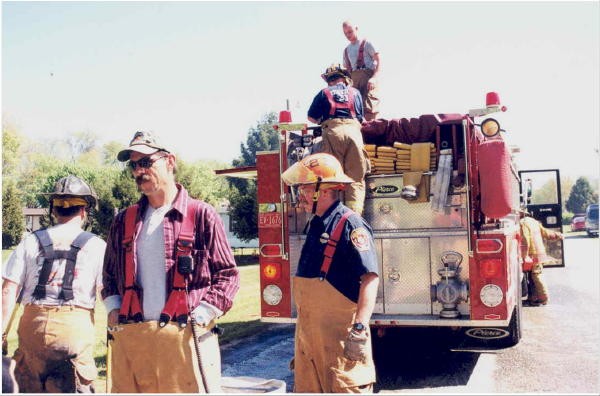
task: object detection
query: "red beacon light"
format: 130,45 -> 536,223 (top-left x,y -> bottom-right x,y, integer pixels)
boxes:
469,91 -> 507,117
486,92 -> 507,112
279,110 -> 292,123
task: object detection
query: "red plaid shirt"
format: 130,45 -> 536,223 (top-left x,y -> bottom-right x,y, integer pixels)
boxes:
102,184 -> 240,315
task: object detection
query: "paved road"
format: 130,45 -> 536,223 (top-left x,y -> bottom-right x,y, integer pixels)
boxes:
221,233 -> 600,393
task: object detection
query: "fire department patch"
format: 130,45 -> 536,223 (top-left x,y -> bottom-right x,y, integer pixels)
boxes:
350,227 -> 370,252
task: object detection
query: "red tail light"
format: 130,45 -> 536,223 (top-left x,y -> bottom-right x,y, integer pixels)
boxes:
480,258 -> 502,278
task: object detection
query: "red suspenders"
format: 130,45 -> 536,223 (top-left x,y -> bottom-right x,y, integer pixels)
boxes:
319,210 -> 354,280
160,201 -> 198,327
344,39 -> 367,70
119,204 -> 143,323
323,88 -> 357,119
119,200 -> 198,326
356,39 -> 366,69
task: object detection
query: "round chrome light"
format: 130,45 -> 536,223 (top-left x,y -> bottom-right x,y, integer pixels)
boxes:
481,118 -> 501,137
480,284 -> 503,307
262,285 -> 283,306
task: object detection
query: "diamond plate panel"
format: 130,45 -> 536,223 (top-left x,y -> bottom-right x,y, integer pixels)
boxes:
381,238 -> 432,314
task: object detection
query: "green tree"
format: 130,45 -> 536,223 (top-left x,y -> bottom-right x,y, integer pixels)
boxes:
566,177 -> 598,214
177,159 -> 230,206
18,151 -> 66,207
228,112 -> 279,241
66,131 -> 98,160
102,141 -> 125,166
2,122 -> 22,180
2,181 -> 25,248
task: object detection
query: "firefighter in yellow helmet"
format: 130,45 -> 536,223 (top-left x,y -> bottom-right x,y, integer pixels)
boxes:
519,210 -> 563,306
307,63 -> 370,215
282,153 -> 379,393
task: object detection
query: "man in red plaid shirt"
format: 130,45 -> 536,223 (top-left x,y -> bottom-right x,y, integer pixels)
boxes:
102,131 -> 239,393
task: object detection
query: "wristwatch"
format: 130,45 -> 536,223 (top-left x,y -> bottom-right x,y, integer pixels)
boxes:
352,322 -> 366,332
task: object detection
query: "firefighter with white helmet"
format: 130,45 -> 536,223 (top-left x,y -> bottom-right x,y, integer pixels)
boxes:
307,63 -> 370,215
2,175 -> 106,393
282,153 -> 379,393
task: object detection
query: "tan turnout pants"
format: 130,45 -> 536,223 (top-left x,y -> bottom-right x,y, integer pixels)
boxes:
320,118 -> 369,215
293,276 -> 375,393
350,69 -> 379,121
13,304 -> 97,393
108,320 -> 221,393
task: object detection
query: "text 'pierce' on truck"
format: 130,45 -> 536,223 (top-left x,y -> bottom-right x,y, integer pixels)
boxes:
217,92 -> 564,350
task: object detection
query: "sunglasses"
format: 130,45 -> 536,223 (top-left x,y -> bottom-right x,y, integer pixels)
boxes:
127,155 -> 167,171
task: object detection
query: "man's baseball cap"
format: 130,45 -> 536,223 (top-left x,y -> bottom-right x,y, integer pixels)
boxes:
117,131 -> 170,162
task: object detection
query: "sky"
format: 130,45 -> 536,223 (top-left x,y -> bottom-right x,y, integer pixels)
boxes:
2,1 -> 599,181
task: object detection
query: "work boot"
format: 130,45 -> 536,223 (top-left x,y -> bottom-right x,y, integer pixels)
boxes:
525,299 -> 548,307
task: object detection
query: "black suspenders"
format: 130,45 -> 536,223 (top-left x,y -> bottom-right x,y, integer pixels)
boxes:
32,229 -> 95,301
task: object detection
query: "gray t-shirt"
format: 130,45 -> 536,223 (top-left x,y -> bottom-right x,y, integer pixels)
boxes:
136,203 -> 171,320
344,39 -> 377,71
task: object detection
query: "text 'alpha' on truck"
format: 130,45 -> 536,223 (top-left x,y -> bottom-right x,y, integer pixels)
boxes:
217,92 -> 565,350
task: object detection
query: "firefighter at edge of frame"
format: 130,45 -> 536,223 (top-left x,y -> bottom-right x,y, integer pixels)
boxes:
519,209 -> 564,306
282,152 -> 380,393
1,175 -> 106,393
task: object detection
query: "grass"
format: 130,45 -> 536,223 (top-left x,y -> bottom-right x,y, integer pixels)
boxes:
2,256 -> 268,393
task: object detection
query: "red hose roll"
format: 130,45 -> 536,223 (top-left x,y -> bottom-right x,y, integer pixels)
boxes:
478,139 -> 513,219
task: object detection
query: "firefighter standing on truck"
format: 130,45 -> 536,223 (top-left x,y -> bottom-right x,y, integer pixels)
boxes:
519,210 -> 563,306
1,175 -> 106,393
102,131 -> 240,393
308,63 -> 370,215
282,153 -> 379,393
342,20 -> 381,121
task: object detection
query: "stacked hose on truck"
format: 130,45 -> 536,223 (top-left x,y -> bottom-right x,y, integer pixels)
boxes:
478,139 -> 513,219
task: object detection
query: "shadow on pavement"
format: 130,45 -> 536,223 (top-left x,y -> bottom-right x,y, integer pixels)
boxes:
373,327 -> 481,392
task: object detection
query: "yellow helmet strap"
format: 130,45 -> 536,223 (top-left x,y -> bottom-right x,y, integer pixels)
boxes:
303,177 -> 323,235
311,177 -> 323,215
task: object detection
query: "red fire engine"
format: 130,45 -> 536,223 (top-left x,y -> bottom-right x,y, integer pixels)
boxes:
218,92 -> 564,349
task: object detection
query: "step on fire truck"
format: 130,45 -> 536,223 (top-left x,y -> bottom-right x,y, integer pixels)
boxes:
218,92 -> 564,350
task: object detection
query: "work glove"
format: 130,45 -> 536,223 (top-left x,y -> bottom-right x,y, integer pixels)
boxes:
191,302 -> 222,327
343,329 -> 369,363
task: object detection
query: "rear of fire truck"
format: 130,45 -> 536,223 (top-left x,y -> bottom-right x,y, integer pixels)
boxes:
253,92 -> 527,350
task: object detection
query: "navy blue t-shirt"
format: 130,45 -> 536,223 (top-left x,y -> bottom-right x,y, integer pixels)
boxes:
296,201 -> 378,303
307,83 -> 364,124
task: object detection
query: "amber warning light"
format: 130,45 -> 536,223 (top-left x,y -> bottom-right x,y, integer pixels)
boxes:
263,263 -> 281,280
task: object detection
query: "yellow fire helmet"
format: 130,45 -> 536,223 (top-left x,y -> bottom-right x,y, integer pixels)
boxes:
321,63 -> 351,82
282,153 -> 354,187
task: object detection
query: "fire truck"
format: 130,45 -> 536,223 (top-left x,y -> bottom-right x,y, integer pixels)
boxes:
218,92 -> 564,350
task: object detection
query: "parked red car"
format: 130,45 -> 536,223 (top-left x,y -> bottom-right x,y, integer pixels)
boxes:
571,215 -> 586,232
